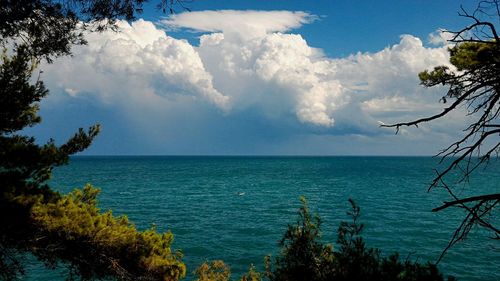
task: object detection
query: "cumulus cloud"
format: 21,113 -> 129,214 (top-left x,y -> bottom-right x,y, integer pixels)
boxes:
195,30 -> 450,128
193,30 -> 346,126
43,19 -> 230,111
332,35 -> 451,123
42,10 -> 456,141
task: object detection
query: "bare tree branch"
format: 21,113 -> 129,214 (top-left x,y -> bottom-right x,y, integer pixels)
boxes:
382,0 -> 500,263
432,193 -> 500,212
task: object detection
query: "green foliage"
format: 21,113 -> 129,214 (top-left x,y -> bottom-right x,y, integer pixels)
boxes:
191,199 -> 454,281
29,184 -> 185,280
0,45 -> 102,281
418,66 -> 453,88
449,42 -> 499,71
0,47 -> 102,278
195,260 -> 231,281
0,48 -> 46,133
265,197 -> 334,281
333,199 -> 380,280
0,1 -> 188,280
265,198 -> 453,281
1,181 -> 187,280
239,265 -> 262,281
0,0 -> 150,62
195,262 -> 263,281
382,3 -> 500,254
418,42 -> 500,99
414,37 -> 500,249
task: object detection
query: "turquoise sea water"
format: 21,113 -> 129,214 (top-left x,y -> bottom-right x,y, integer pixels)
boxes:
24,156 -> 499,280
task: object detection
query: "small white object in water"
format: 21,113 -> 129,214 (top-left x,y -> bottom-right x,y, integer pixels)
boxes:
238,192 -> 245,196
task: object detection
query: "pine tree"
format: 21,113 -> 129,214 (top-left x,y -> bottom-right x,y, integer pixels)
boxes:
0,1 -> 187,280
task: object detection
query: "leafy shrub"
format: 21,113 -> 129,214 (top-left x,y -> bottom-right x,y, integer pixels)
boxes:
265,198 -> 454,281
2,184 -> 185,281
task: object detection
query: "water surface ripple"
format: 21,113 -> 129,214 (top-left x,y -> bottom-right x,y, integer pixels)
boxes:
25,156 -> 499,280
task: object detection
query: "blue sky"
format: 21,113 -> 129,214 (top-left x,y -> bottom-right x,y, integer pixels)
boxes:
28,1 -> 481,155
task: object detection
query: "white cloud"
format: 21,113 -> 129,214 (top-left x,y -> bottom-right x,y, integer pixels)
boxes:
43,19 -> 230,111
162,10 -> 315,39
41,11 -> 458,140
362,96 -> 431,113
196,31 -> 451,128
327,35 -> 454,129
428,29 -> 454,46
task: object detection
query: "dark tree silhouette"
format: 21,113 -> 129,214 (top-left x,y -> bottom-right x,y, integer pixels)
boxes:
194,198 -> 453,281
264,198 -> 450,281
382,0 -> 500,262
0,1 -> 189,280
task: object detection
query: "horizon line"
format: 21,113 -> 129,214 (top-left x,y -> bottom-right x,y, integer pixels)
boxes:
71,154 -> 440,157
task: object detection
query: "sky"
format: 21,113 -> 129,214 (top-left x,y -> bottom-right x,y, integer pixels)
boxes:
27,0 -> 483,155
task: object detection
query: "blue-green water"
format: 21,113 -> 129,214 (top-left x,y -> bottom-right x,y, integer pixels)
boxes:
25,156 -> 499,280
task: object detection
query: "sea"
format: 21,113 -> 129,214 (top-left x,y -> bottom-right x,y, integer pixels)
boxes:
23,156 -> 499,281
